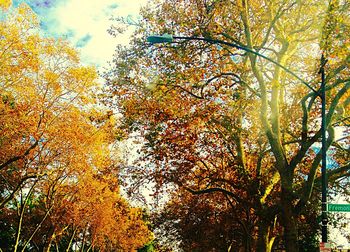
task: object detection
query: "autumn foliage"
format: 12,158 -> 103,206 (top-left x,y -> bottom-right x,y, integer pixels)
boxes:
106,0 -> 350,251
0,3 -> 151,251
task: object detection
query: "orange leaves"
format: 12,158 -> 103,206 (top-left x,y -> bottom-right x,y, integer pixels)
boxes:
0,3 -> 151,251
108,0 -> 350,250
54,172 -> 152,251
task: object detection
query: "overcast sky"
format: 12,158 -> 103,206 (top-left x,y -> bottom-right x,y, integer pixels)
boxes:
13,0 -> 148,66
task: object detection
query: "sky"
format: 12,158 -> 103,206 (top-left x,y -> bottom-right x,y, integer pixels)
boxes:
12,0 -> 148,67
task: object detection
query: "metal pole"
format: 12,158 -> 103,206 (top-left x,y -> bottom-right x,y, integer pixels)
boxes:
320,54 -> 328,243
172,36 -> 319,94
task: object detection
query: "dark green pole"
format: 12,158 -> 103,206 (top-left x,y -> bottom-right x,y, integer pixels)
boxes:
320,54 -> 328,243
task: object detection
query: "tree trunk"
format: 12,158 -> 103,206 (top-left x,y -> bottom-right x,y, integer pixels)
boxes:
256,220 -> 275,252
43,226 -> 56,252
281,188 -> 299,252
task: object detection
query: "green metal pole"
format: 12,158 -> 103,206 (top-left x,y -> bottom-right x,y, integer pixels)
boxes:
172,36 -> 319,95
320,54 -> 328,243
148,34 -> 318,94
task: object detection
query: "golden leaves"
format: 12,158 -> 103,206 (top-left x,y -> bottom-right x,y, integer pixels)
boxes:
0,3 -> 152,251
0,0 -> 11,11
64,173 -> 151,251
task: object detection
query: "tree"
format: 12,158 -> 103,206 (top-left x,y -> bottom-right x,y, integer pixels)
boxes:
153,188 -> 259,251
106,0 -> 350,251
0,3 -> 152,251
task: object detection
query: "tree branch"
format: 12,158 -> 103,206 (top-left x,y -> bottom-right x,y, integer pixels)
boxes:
0,175 -> 39,209
0,139 -> 40,170
185,186 -> 243,204
296,126 -> 335,213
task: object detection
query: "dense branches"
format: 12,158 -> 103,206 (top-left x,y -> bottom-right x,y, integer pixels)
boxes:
107,0 -> 349,251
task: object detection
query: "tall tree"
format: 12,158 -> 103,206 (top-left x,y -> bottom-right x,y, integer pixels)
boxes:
0,3 -> 152,251
107,0 -> 349,251
153,188 -> 258,251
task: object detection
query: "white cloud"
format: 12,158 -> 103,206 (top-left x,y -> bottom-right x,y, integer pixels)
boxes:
45,0 -> 148,67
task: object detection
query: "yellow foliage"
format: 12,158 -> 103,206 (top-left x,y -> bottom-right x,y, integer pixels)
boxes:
0,0 -> 11,10
0,3 -> 151,251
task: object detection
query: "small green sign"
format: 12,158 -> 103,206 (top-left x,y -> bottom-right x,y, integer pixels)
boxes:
328,204 -> 350,212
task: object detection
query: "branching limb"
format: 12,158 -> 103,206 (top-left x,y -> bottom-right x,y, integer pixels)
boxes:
185,186 -> 243,204
0,175 -> 39,209
296,126 -> 335,213
0,139 -> 40,170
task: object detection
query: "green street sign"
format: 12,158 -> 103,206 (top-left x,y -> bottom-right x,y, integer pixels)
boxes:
328,204 -> 350,212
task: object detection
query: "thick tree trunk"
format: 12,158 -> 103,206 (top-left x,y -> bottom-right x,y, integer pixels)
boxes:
256,220 -> 275,252
281,188 -> 299,252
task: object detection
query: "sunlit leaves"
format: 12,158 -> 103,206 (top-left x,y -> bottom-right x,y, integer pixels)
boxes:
0,0 -> 11,10
0,4 -> 151,251
108,0 -> 349,250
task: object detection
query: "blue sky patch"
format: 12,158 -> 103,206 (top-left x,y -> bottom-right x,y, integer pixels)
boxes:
76,34 -> 92,48
108,3 -> 118,9
13,0 -> 60,12
9,0 -> 148,68
13,0 -> 64,38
